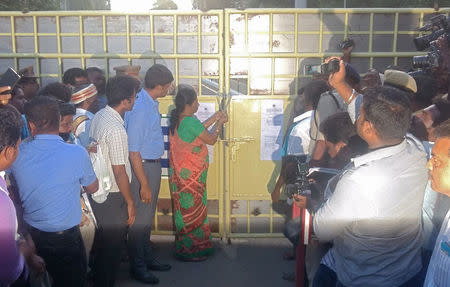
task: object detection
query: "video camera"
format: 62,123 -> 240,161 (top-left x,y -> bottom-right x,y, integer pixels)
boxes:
284,155 -> 310,199
412,14 -> 450,70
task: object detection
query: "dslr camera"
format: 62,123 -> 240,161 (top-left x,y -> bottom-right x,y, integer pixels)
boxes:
284,155 -> 311,199
413,14 -> 449,70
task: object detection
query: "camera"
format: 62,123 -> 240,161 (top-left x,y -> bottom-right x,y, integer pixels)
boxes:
284,155 -> 310,199
413,14 -> 449,51
412,45 -> 440,69
304,59 -> 340,76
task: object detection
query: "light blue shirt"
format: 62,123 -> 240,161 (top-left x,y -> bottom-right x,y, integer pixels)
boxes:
9,134 -> 97,232
424,209 -> 450,287
125,88 -> 164,159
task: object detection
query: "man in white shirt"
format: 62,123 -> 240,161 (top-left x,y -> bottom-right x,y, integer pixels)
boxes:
89,75 -> 138,287
424,119 -> 450,287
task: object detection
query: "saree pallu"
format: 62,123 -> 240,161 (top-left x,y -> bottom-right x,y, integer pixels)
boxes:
169,124 -> 213,260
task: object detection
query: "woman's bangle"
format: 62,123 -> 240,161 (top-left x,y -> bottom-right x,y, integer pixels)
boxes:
347,88 -> 357,104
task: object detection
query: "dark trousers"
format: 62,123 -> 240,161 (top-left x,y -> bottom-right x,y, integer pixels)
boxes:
90,192 -> 128,287
128,161 -> 161,273
313,264 -> 422,287
29,225 -> 86,287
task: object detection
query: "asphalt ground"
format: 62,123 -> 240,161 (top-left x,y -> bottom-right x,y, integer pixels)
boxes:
115,235 -> 295,287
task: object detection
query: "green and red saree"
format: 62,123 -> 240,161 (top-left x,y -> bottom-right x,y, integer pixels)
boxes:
169,116 -> 214,261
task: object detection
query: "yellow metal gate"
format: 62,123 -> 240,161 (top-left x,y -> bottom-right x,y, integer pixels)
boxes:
0,8 -> 448,238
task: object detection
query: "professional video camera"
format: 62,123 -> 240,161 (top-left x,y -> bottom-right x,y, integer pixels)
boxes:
412,14 -> 450,70
284,155 -> 310,199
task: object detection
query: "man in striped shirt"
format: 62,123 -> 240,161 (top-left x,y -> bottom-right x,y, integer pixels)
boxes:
424,119 -> 450,286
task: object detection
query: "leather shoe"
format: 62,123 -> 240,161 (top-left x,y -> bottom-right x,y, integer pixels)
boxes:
147,260 -> 171,272
131,271 -> 159,285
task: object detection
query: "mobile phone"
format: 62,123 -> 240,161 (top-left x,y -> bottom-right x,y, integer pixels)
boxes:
0,68 -> 21,95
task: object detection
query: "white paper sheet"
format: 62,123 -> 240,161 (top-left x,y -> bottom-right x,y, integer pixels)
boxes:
260,100 -> 284,161
195,102 -> 216,164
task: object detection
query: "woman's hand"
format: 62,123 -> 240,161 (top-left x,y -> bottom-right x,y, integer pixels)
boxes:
219,111 -> 228,123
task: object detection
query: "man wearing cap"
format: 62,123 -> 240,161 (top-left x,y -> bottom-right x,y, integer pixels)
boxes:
125,64 -> 173,284
17,66 -> 39,101
72,83 -> 99,148
383,69 -> 419,111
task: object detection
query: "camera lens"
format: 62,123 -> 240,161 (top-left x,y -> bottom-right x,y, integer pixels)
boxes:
412,55 -> 430,69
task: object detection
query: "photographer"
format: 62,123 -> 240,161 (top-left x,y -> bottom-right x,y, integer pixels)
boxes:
312,58 -> 428,287
308,62 -> 360,167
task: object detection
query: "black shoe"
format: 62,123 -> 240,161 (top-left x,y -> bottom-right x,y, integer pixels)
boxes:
282,272 -> 295,282
147,260 -> 171,272
131,271 -> 159,285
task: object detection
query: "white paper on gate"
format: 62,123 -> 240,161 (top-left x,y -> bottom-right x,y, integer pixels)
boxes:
260,100 -> 284,161
195,102 -> 216,164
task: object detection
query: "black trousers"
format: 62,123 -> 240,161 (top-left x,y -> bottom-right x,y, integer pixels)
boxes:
89,192 -> 128,287
29,225 -> 86,287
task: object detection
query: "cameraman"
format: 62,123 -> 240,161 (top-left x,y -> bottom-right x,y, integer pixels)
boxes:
312,58 -> 428,287
308,63 -> 360,167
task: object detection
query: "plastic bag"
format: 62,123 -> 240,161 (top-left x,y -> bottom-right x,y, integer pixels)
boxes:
89,144 -> 111,204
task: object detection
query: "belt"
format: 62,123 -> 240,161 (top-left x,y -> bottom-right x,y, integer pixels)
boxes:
29,225 -> 78,236
142,158 -> 161,163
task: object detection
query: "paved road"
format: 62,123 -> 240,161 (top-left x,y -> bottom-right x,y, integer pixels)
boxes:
116,235 -> 295,287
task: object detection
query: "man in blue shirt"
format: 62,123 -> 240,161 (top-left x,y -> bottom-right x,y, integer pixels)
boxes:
125,64 -> 173,284
9,96 -> 98,287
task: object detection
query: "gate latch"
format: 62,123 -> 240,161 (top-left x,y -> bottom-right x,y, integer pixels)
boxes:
223,137 -> 255,161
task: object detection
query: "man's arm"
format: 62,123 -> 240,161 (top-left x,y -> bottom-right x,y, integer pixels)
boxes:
129,152 -> 151,203
112,164 -> 136,226
313,174 -> 358,242
84,179 -> 99,194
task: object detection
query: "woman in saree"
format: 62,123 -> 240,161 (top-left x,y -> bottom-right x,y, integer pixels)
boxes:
168,84 -> 227,261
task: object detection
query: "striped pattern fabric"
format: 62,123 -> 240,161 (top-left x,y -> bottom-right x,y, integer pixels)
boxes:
71,84 -> 98,104
161,114 -> 170,177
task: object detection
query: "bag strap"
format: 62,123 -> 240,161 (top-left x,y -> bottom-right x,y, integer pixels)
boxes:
72,115 -> 89,134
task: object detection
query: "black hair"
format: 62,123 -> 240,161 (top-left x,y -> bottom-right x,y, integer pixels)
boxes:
106,75 -> 140,107
362,86 -> 411,141
344,63 -> 361,88
24,96 -> 60,133
62,68 -> 88,85
37,82 -> 72,103
169,84 -> 197,135
0,104 -> 23,154
86,67 -> 103,75
434,119 -> 450,156
303,79 -> 329,109
144,64 -> 174,90
320,112 -> 356,144
433,99 -> 450,127
409,71 -> 436,110
59,102 -> 76,117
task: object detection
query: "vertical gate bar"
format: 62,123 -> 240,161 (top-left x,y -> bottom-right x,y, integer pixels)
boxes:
102,15 -> 108,80
369,12 -> 374,68
198,14 -> 202,95
174,15 -> 178,86
344,11 -> 349,39
10,16 -> 18,70
319,12 -> 323,60
247,199 -> 251,234
270,13 -> 274,96
126,15 -> 131,65
150,14 -> 154,52
33,16 -> 40,82
223,9 -> 230,238
56,15 -> 62,80
79,15 -> 85,69
294,11 -> 299,94
393,12 -> 399,66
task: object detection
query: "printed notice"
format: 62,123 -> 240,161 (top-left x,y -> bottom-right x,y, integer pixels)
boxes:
260,100 -> 284,161
195,102 -> 216,163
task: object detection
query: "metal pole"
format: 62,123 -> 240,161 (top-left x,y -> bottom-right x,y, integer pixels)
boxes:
344,0 -> 347,8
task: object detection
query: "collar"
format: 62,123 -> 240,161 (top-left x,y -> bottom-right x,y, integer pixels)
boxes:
0,171 -> 9,196
105,105 -> 124,126
352,138 -> 407,167
75,108 -> 94,119
293,110 -> 313,123
33,134 -> 64,141
138,88 -> 158,105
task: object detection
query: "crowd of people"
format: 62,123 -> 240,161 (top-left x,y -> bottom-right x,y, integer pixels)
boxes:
0,63 -> 228,287
0,36 -> 449,287
273,39 -> 450,286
